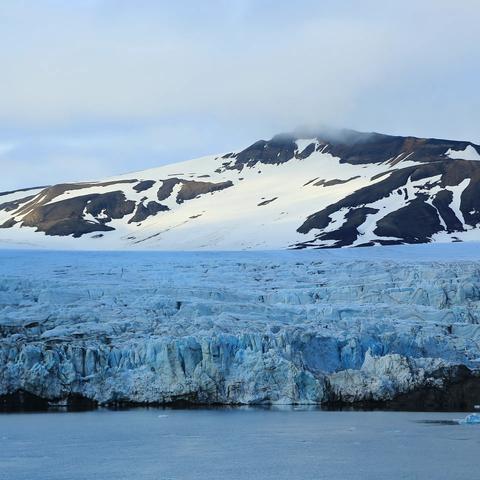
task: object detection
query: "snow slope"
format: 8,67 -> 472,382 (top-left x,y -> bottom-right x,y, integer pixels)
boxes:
1,129 -> 480,249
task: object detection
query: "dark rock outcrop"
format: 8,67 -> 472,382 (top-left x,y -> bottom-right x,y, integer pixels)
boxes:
157,178 -> 233,204
129,201 -> 170,223
297,158 -> 480,247
21,191 -> 135,237
133,180 -> 156,193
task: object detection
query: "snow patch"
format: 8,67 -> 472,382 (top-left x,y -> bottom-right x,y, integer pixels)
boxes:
446,145 -> 480,161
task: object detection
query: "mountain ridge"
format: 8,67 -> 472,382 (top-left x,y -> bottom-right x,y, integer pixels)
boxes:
1,128 -> 480,249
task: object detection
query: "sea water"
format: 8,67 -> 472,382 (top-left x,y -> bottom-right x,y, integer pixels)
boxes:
1,408 -> 479,480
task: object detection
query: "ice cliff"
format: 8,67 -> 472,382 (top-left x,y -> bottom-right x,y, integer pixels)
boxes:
1,246 -> 480,408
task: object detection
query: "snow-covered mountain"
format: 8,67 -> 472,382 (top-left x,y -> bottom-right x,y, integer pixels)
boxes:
1,128 -> 480,249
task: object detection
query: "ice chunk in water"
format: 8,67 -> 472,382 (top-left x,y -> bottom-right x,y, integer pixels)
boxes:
459,413 -> 480,424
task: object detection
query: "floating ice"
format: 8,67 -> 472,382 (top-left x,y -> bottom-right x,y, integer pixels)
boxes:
459,414 -> 480,425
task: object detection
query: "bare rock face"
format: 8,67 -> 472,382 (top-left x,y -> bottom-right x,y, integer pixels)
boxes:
7,181 -> 138,237
1,249 -> 480,409
129,201 -> 169,224
297,159 -> 480,247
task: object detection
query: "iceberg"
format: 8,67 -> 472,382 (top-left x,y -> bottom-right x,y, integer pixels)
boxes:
459,414 -> 480,425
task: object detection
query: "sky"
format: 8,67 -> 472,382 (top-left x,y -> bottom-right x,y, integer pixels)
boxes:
1,0 -> 479,191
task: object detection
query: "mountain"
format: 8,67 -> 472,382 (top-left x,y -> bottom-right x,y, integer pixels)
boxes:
1,128 -> 480,249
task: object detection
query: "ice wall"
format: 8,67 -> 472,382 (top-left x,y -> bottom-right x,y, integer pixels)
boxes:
1,248 -> 480,406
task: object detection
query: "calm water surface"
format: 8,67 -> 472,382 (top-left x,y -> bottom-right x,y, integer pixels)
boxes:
1,409 -> 479,480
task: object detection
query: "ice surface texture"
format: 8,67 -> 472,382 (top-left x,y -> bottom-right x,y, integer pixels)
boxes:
1,245 -> 480,406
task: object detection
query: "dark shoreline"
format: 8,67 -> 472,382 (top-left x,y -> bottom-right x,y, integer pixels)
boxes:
2,386 -> 480,414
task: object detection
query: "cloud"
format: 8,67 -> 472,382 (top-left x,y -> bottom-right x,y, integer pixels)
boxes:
0,4 -> 378,126
0,142 -> 16,157
1,1 -> 478,129
0,1 -> 479,190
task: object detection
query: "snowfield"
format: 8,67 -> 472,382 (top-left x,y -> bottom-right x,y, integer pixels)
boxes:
2,129 -> 480,250
0,145 -> 406,250
1,244 -> 480,407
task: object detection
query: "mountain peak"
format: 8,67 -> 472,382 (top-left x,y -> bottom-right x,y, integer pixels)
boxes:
1,129 -> 480,249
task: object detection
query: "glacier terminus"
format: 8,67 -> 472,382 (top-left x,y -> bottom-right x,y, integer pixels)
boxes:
1,244 -> 480,410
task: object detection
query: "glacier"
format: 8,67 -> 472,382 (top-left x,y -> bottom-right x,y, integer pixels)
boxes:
1,243 -> 480,408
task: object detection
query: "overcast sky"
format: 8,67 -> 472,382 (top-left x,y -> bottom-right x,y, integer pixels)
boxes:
1,0 -> 479,190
